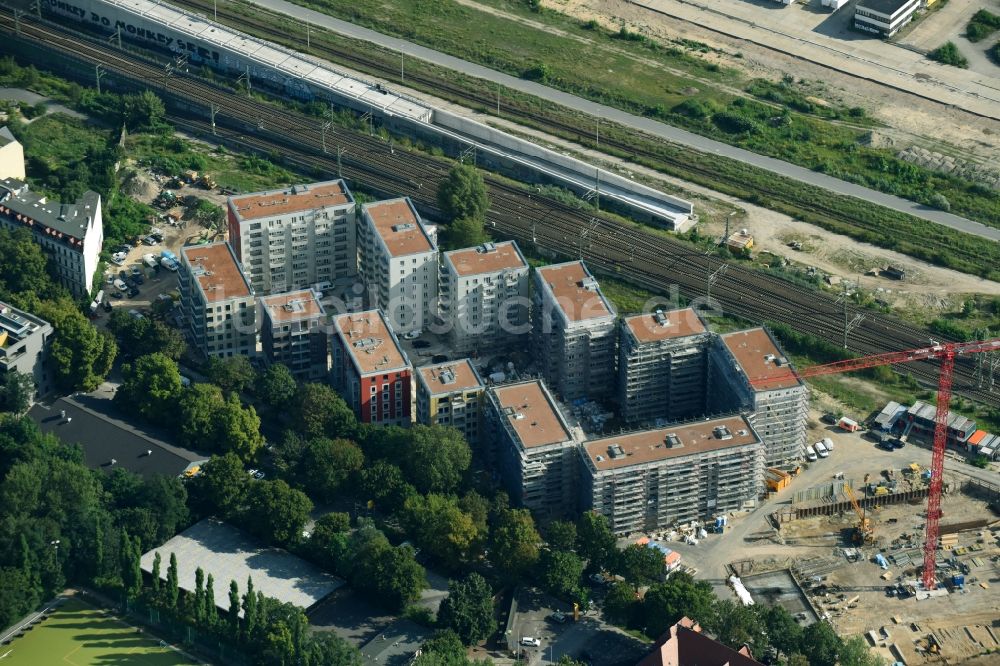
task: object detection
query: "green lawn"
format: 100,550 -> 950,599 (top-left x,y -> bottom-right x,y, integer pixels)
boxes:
0,598 -> 191,666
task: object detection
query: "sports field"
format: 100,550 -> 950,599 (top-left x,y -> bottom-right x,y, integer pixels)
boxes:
0,598 -> 192,665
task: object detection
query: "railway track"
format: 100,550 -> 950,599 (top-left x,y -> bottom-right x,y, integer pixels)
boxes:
3,10 -> 997,411
163,0 -> 994,268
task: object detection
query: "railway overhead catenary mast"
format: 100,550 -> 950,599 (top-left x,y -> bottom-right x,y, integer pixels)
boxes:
750,338 -> 1000,590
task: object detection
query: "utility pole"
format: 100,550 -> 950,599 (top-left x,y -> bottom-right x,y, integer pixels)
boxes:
707,263 -> 728,305
95,65 -> 106,94
109,26 -> 122,49
213,0 -> 218,21
13,9 -> 23,36
306,23 -> 310,49
321,121 -> 332,153
596,115 -> 600,147
595,168 -> 600,212
401,52 -> 404,83
723,210 -> 736,245
337,146 -> 343,178
497,82 -> 501,115
210,103 -> 219,135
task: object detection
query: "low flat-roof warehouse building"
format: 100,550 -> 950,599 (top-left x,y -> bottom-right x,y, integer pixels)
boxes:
141,519 -> 343,614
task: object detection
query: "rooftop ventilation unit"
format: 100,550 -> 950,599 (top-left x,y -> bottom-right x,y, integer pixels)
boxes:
608,444 -> 626,460
665,434 -> 681,448
713,426 -> 733,440
653,310 -> 668,326
503,406 -> 516,416
595,455 -> 605,462
439,368 -> 456,384
514,413 -> 526,420
479,241 -> 496,253
580,276 -> 599,292
392,223 -> 416,232
775,356 -> 788,367
352,337 -> 382,351
282,300 -> 305,313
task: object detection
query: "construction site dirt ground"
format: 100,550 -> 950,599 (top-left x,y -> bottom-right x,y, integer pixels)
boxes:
648,407 -> 1000,663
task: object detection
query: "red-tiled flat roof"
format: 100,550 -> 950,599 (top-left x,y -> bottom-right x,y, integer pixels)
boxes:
721,328 -> 801,391
334,310 -> 409,376
181,242 -> 252,303
625,308 -> 706,343
583,415 -> 760,471
230,181 -> 352,221
536,261 -> 613,323
445,241 -> 526,277
363,198 -> 434,257
492,380 -> 572,449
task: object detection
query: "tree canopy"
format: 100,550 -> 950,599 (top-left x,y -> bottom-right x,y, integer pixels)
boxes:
437,573 -> 495,645
437,163 -> 490,224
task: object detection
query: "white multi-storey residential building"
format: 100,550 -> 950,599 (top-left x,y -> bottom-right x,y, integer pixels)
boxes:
0,301 -> 53,402
440,241 -> 530,353
581,415 -> 765,536
0,178 -> 102,298
227,180 -> 356,295
0,127 -> 25,180
358,198 -> 437,335
532,261 -> 617,401
179,242 -> 256,359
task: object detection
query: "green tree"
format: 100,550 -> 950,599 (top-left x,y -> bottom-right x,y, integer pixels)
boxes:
603,582 -> 638,627
151,551 -> 161,597
838,635 -> 882,666
192,452 -> 249,519
303,632 -> 363,666
545,520 -> 577,552
244,479 -> 313,546
293,383 -> 357,439
640,573 -> 715,638
402,493 -> 479,568
215,392 -> 264,461
206,355 -> 256,394
242,576 -> 258,641
437,573 -> 495,645
800,621 -> 842,666
489,508 -> 540,580
758,605 -> 802,658
709,600 -> 765,656
38,299 -> 117,392
166,552 -> 179,610
107,310 -> 185,360
204,573 -> 217,628
308,513 -> 352,573
0,227 -> 59,303
122,90 -> 166,131
256,363 -> 297,409
437,162 -> 490,223
228,579 -> 241,640
576,512 -> 617,572
359,460 -> 416,513
615,544 -> 664,586
194,566 -> 206,622
177,383 -> 226,448
537,549 -> 585,602
445,217 -> 488,250
413,630 -> 482,666
349,532 -> 426,612
404,425 -> 471,494
115,352 -> 182,423
0,371 -> 34,415
301,437 -> 365,502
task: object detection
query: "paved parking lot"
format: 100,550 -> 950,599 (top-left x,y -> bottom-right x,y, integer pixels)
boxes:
506,588 -> 647,666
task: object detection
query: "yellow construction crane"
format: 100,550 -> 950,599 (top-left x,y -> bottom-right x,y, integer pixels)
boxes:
845,484 -> 875,545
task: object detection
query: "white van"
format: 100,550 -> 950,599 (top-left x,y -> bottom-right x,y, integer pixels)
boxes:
815,441 -> 829,458
114,278 -> 128,291
806,445 -> 818,462
822,437 -> 834,452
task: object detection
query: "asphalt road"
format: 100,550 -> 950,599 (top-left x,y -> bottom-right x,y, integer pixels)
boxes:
244,0 -> 1000,242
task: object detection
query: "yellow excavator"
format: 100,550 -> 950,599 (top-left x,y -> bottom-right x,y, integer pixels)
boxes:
845,484 -> 875,545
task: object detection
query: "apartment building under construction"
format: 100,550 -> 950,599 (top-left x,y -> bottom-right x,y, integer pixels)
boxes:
580,415 -> 765,536
709,328 -> 807,468
618,308 -> 711,426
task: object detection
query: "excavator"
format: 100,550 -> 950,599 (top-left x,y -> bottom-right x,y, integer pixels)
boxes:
845,484 -> 875,545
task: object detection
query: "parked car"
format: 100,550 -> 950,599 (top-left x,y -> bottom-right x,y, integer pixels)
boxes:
403,329 -> 422,340
589,573 -> 606,585
102,300 -> 112,312
113,278 -> 128,291
118,270 -> 128,281
805,445 -> 818,462
127,286 -> 140,298
431,354 -> 449,363
548,612 -> 567,624
891,438 -> 905,449
143,253 -> 159,268
142,235 -> 159,246
821,413 -> 838,425
814,441 -> 829,458
128,309 -> 144,320
520,637 -> 541,648
412,340 -> 431,349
